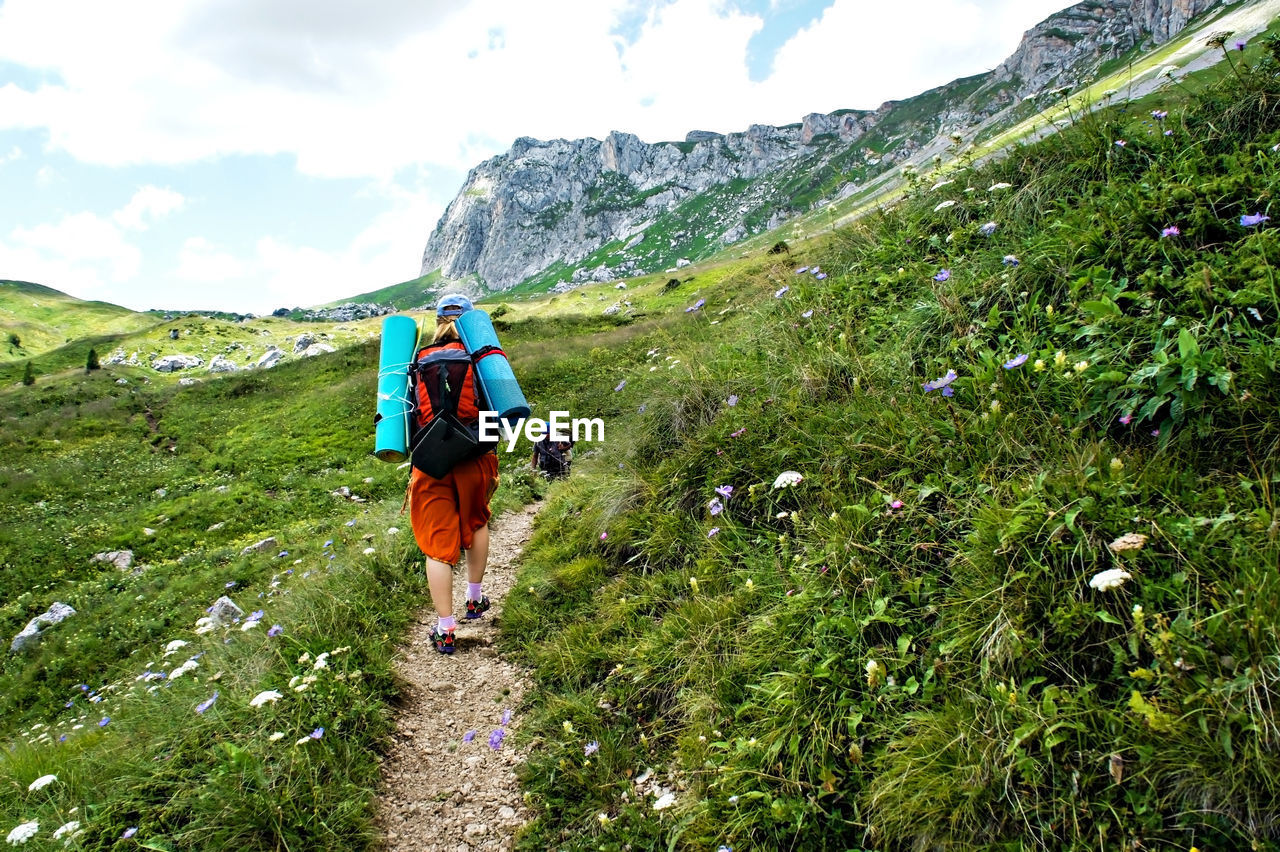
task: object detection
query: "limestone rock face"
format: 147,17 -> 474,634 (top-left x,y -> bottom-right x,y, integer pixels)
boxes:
419,0 -> 1223,295
11,602 -> 76,653
208,355 -> 239,373
256,348 -> 285,370
152,354 -> 204,373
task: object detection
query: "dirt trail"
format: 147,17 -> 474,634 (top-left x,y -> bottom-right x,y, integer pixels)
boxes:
377,501 -> 540,852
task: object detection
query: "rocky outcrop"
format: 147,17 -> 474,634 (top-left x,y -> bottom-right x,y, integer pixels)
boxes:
256,348 -> 285,370
207,355 -> 239,373
92,550 -> 134,571
419,0 -> 1225,294
10,602 -> 76,653
302,303 -> 393,323
152,354 -> 203,373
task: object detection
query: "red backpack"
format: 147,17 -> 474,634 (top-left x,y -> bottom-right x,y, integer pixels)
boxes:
408,339 -> 496,477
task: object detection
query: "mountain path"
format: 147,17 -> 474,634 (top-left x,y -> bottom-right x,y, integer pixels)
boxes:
376,501 -> 540,852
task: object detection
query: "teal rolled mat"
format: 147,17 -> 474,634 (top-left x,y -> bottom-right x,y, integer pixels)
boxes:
455,309 -> 530,424
373,315 -> 419,462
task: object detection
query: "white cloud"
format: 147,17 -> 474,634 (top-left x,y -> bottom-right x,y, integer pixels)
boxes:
0,145 -> 21,165
176,236 -> 245,282
114,186 -> 185,231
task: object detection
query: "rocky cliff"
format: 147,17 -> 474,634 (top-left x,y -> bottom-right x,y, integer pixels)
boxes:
420,0 -> 1228,294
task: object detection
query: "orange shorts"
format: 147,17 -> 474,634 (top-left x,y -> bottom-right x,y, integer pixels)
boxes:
408,452 -> 499,564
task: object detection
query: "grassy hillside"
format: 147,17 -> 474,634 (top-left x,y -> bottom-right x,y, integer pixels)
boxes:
499,40 -> 1280,851
0,280 -> 158,363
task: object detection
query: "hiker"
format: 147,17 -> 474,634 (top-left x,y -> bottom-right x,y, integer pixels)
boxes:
531,436 -> 573,480
407,293 -> 499,655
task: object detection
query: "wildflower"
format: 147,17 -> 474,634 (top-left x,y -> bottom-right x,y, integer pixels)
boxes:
1074,360 -> 1089,373
297,652 -> 312,665
1119,413 -> 1132,425
362,547 -> 375,555
795,266 -> 809,274
489,729 -> 505,750
1054,350 -> 1067,368
933,268 -> 951,282
1240,213 -> 1270,227
585,741 -> 599,756
689,577 -> 699,593
931,179 -> 954,191
563,721 -> 574,733
598,813 -> 611,825
324,539 -> 333,548
726,394 -> 738,407
990,400 -> 1001,413
163,639 -> 188,657
344,519 -> 356,527
745,579 -> 754,591
933,200 -> 956,212
1110,457 -> 1124,472
1151,109 -> 1168,120
250,690 -> 282,708
98,717 -> 110,727
614,380 -> 626,392
715,485 -> 733,500
708,527 -> 720,538
122,828 -> 137,839
27,774 -> 56,792
241,620 -> 260,631
730,428 -> 746,438
866,659 -> 885,687
801,309 -> 814,318
225,581 -> 237,588
979,222 -> 998,236
1236,40 -> 1247,51
1003,354 -> 1028,369
267,624 -> 283,637
1046,304 -> 1055,317
268,732 -> 285,741
728,795 -> 739,804
772,470 -> 804,489
774,286 -> 789,298
814,272 -> 827,280
1115,140 -> 1127,148
1002,255 -> 1019,267
708,498 -> 724,516
1088,568 -> 1132,591
988,182 -> 1013,192
1161,225 -> 1180,238
195,691 -> 219,714
313,652 -> 330,670
463,730 -> 476,743
600,532 -> 608,541
922,369 -> 958,392
653,792 -> 676,810
1151,428 -> 1161,437
1109,532 -> 1148,553
51,822 -> 79,841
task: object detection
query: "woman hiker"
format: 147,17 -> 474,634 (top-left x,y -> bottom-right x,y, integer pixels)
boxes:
407,293 -> 499,654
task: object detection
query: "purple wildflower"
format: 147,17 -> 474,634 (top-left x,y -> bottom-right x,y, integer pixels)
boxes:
890,500 -> 904,509
1236,40 -> 1247,51
1151,110 -> 1168,120
195,691 -> 219,714
1161,225 -> 1181,238
1164,130 -> 1173,136
979,222 -> 998,236
489,729 -> 506,750
277,551 -> 288,558
1115,140 -> 1127,148
814,272 -> 828,280
267,624 -> 283,637
774,286 -> 789,298
600,532 -> 608,541
123,828 -> 137,839
708,527 -> 720,537
933,269 -> 951,282
99,717 -> 110,727
502,709 -> 512,725
463,730 -> 476,743
1151,429 -> 1161,437
1003,354 -> 1029,369
727,394 -> 738,407
730,428 -> 746,438
344,519 -> 356,527
638,404 -> 646,413
1119,414 -> 1132,425
708,498 -> 724,516
65,700 -> 74,708
715,485 -> 733,500
795,266 -> 809,274
250,610 -> 264,620
942,386 -> 954,397
614,380 -> 626,392
922,369 -> 958,392
310,727 -> 324,739
225,581 -> 236,588
1002,255 -> 1019,267
584,741 -> 599,757
1241,213 -> 1271,227
323,539 -> 333,548
801,309 -> 814,318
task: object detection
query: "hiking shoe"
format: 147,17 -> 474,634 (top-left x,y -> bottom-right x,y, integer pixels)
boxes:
431,628 -> 455,654
465,596 -> 491,620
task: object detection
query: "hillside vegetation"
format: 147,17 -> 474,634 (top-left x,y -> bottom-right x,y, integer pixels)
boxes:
0,281 -> 157,364
500,39 -> 1280,851
0,34 -> 1277,852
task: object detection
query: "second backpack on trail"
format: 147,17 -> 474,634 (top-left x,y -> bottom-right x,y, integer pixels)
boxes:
409,339 -> 497,478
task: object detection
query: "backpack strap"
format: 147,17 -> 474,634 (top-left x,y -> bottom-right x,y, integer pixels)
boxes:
470,344 -> 505,363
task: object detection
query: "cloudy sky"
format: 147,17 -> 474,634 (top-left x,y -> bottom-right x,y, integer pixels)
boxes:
0,0 -> 1074,314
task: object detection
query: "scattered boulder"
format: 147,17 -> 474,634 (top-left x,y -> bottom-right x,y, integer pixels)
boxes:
178,377 -> 197,386
116,378 -> 129,385
256,347 -> 285,370
241,537 -> 278,556
292,334 -> 315,354
207,355 -> 239,373
10,602 -> 77,653
301,343 -> 336,357
675,258 -> 692,269
152,354 -> 204,373
208,596 -> 243,627
603,304 -> 622,316
207,521 -> 226,532
169,329 -> 180,340
103,349 -> 128,366
92,550 -> 134,571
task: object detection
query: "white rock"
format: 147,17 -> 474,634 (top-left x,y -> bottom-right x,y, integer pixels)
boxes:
92,550 -> 134,571
207,355 -> 239,373
241,537 -> 278,556
152,354 -> 204,373
208,596 -> 244,627
257,348 -> 285,369
11,602 -> 77,653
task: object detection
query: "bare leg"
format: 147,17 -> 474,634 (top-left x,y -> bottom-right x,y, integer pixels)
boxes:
467,524 -> 489,585
426,557 -> 454,618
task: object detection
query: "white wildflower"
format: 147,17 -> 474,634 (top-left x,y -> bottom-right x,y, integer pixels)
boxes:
988,182 -> 1013,192
249,690 -> 283,708
51,822 -> 79,840
772,471 -> 804,489
268,732 -> 285,742
312,652 -> 330,670
931,179 -> 954,191
6,822 -> 38,844
27,775 -> 56,792
1089,568 -> 1132,591
933,199 -> 957,212
653,792 -> 676,810
163,639 -> 188,657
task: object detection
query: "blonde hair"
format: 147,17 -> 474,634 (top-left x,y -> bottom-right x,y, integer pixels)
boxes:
432,316 -> 460,343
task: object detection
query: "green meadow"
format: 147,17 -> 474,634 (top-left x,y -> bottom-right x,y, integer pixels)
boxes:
2,37 -> 1279,852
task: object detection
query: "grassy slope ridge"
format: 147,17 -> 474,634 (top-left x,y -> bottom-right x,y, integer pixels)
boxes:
0,280 -> 157,364
500,43 -> 1280,851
